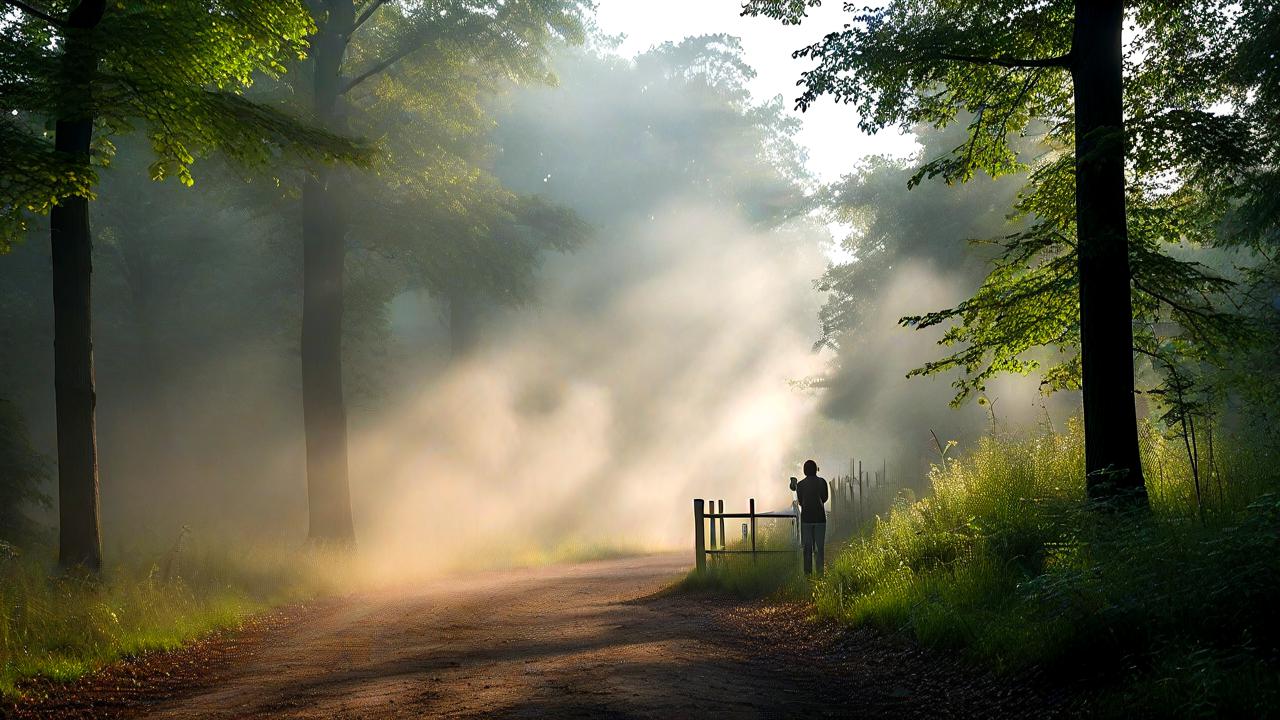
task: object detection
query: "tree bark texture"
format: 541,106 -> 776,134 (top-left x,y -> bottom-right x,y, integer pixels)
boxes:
1071,0 -> 1148,506
301,0 -> 356,544
52,0 -> 107,571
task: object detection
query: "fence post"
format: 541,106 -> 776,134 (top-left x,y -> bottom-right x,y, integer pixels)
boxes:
693,498 -> 706,572
718,499 -> 726,549
858,460 -> 864,522
857,469 -> 864,530
709,499 -> 717,549
749,497 -> 757,561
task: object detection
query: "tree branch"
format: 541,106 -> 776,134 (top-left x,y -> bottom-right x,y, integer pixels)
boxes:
1133,280 -> 1217,322
937,52 -> 1071,69
1,0 -> 67,27
339,40 -> 421,94
352,0 -> 389,33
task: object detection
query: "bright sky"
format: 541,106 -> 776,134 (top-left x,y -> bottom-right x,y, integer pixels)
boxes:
593,0 -> 918,184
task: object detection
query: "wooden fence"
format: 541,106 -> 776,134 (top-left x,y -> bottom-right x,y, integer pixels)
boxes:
692,498 -> 797,572
693,457 -> 896,571
826,457 -> 897,539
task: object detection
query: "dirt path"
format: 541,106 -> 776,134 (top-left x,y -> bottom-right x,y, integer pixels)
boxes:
9,554 -> 1069,719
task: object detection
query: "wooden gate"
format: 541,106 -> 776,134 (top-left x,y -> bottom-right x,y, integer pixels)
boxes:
692,458 -> 894,571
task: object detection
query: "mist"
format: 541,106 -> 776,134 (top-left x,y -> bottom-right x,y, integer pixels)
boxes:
0,33 -> 1038,572
812,123 -> 1085,486
350,202 -> 827,571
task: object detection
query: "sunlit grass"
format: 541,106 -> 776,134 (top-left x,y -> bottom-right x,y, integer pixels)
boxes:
676,521 -> 808,599
0,533 -> 660,699
0,543 -> 355,699
815,418 -> 1280,716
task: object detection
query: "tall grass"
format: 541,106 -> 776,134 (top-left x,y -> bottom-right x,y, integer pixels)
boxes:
816,418 -> 1280,717
0,542 -> 354,698
0,533 -> 658,699
677,519 -> 809,599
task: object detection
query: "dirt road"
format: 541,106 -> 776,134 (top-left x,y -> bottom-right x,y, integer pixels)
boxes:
11,554 -> 1067,719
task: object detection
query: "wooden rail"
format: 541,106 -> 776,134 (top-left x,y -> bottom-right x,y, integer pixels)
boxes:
693,457 -> 894,572
693,497 -> 798,571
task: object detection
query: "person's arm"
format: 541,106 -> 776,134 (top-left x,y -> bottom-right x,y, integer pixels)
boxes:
820,479 -> 829,503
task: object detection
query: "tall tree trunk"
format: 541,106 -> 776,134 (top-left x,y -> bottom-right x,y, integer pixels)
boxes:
52,0 -> 107,571
1072,0 -> 1148,506
301,2 -> 356,544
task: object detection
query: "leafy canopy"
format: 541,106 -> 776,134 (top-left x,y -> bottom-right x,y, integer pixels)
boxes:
294,0 -> 590,306
746,0 -> 1261,404
0,0 -> 368,249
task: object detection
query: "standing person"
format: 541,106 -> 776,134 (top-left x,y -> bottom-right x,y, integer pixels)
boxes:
789,460 -> 828,576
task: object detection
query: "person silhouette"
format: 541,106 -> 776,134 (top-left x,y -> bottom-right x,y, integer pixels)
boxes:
789,460 -> 828,576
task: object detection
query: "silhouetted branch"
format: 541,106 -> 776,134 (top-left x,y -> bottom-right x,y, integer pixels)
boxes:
937,52 -> 1071,68
2,0 -> 66,27
341,47 -> 410,93
352,0 -> 389,33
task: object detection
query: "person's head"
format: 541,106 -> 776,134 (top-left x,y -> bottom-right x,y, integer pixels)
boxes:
803,459 -> 818,477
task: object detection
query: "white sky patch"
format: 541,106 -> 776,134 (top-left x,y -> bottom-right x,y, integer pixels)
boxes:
593,0 -> 918,184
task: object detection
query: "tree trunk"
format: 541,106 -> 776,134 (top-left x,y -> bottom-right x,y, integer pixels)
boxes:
1071,0 -> 1148,506
52,0 -> 107,571
301,1 -> 356,544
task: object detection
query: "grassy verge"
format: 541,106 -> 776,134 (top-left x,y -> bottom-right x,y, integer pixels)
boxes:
676,524 -> 809,600
0,534 -> 659,699
0,542 -> 352,698
815,419 -> 1279,717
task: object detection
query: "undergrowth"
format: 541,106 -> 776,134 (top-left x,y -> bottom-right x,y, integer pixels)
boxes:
0,534 -> 656,699
677,521 -> 808,599
0,542 -> 353,698
816,418 -> 1280,717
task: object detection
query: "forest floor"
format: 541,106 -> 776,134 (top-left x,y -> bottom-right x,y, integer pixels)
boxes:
4,554 -> 1074,719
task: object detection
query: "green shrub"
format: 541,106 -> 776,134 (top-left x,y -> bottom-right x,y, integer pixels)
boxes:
816,419 -> 1280,716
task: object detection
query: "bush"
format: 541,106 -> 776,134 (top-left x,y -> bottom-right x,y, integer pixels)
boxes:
815,419 -> 1280,717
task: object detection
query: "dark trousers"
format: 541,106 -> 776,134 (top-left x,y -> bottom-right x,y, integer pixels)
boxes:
801,522 -> 826,575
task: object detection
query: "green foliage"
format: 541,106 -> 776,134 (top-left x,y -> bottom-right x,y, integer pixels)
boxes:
1205,0 -> 1280,249
295,0 -> 591,310
814,122 -> 1026,353
0,401 -> 50,544
748,0 -> 1265,405
0,119 -> 94,254
815,422 -> 1280,716
0,0 -> 369,246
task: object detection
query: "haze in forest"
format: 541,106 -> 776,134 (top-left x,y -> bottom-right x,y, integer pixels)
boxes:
1,19 -> 1077,575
